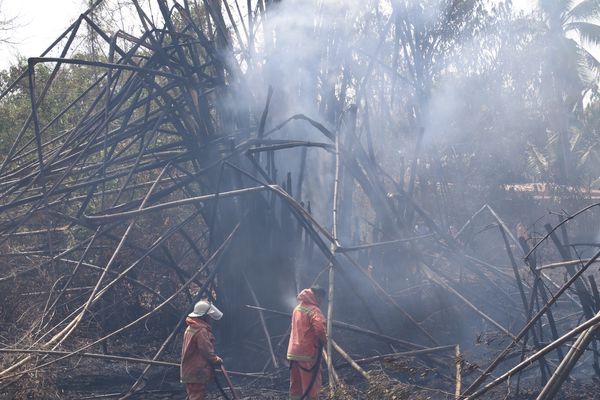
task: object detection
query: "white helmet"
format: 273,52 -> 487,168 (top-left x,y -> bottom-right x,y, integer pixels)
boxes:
188,300 -> 223,320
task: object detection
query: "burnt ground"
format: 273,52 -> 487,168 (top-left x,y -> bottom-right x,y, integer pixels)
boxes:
4,344 -> 600,400
4,277 -> 600,400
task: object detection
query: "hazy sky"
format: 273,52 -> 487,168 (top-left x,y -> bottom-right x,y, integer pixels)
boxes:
0,0 -> 87,67
0,0 -> 537,69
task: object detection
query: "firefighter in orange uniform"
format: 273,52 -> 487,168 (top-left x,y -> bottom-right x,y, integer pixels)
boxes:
287,286 -> 327,400
180,300 -> 224,400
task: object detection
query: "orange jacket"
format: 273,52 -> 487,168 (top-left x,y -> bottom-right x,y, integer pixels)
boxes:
287,289 -> 327,362
180,317 -> 220,384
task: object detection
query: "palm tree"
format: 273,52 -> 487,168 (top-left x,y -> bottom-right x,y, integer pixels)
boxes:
539,0 -> 600,184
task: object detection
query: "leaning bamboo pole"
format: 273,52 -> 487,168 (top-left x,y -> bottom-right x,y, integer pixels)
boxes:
331,339 -> 369,380
455,345 -> 462,400
536,258 -> 597,271
536,322 -> 600,400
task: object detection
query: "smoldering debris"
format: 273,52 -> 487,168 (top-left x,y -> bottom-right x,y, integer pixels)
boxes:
0,1 -> 600,399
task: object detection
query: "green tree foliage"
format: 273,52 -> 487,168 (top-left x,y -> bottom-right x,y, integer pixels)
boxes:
0,58 -> 103,161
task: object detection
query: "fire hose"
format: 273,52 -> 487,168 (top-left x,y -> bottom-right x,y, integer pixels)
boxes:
214,364 -> 240,400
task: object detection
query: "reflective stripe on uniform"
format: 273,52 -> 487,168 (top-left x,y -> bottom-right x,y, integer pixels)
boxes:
186,327 -> 199,336
295,305 -> 314,316
287,352 -> 316,362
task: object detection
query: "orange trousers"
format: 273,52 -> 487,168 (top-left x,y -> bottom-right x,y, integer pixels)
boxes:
185,383 -> 207,400
289,360 -> 321,400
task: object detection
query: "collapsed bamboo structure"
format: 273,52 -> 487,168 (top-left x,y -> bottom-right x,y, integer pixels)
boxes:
0,1 -> 599,399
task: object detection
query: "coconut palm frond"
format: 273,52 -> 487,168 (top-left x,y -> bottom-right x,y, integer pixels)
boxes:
540,0 -> 573,24
565,0 -> 600,22
566,21 -> 600,47
546,130 -> 560,148
578,141 -> 600,167
570,128 -> 582,151
575,46 -> 600,84
527,143 -> 549,174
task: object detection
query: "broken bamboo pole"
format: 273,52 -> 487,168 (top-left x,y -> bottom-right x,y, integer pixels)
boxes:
331,339 -> 369,380
455,345 -> 462,400
536,321 -> 600,400
536,258 -> 598,271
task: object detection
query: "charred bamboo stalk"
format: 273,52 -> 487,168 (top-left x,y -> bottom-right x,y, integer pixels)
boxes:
498,225 -> 553,377
0,349 -> 267,379
342,253 -> 439,346
0,164 -> 170,378
245,305 -> 425,350
243,271 -> 279,369
327,119 -> 342,392
497,226 -> 529,317
422,261 -> 516,340
525,202 -> 600,260
545,223 -> 595,318
463,246 -> 600,396
237,152 -> 438,349
118,225 -> 220,400
465,308 -> 600,399
0,224 -> 241,382
83,185 -> 275,224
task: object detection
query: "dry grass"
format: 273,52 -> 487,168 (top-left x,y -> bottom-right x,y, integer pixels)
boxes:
365,372 -> 414,400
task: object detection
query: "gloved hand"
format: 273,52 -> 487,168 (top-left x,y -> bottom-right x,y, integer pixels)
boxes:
212,356 -> 223,366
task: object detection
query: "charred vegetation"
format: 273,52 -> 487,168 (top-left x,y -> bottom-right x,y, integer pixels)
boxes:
0,1 -> 600,399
